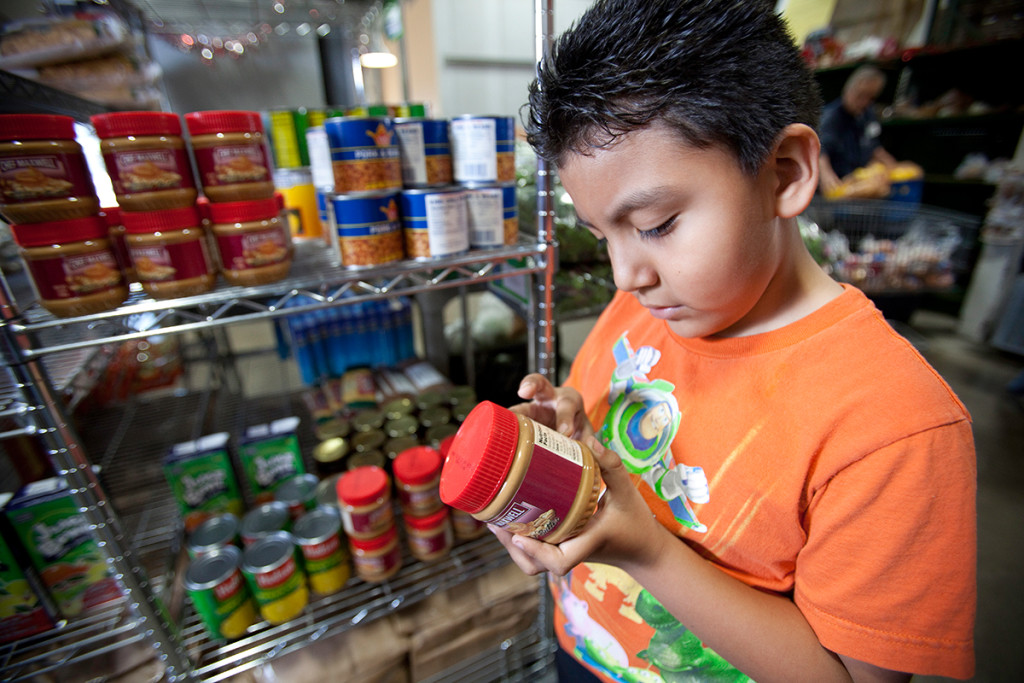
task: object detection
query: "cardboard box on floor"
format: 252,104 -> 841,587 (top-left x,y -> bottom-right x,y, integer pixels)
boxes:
237,562 -> 540,683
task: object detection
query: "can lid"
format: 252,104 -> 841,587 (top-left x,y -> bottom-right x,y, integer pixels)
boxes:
10,215 -> 108,247
185,110 -> 264,136
91,111 -> 182,138
0,114 -> 76,141
293,506 -> 341,542
274,474 -> 319,505
336,465 -> 389,506
393,445 -> 442,486
313,437 -> 348,464
188,513 -> 240,550
207,197 -> 279,225
404,506 -> 448,530
240,501 -> 290,537
439,401 -> 518,513
184,545 -> 242,590
241,531 -> 295,574
122,206 -> 201,234
348,525 -> 397,550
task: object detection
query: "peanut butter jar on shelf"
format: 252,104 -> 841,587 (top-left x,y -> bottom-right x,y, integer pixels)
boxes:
90,112 -> 198,211
0,114 -> 100,224
207,197 -> 292,286
184,110 -> 275,202
10,215 -> 128,317
121,205 -> 216,299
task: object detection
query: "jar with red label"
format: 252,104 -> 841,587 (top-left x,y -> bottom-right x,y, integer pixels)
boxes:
403,507 -> 453,562
122,205 -> 216,299
185,111 -> 275,202
207,197 -> 292,286
91,112 -> 198,212
11,215 -> 128,317
335,465 -> 394,540
393,445 -> 443,517
0,114 -> 99,224
349,526 -> 402,582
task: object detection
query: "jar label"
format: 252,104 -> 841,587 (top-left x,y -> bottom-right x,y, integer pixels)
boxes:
0,152 -> 95,204
104,148 -> 195,194
193,143 -> 271,187
341,503 -> 394,537
215,225 -> 290,271
407,524 -> 453,558
399,485 -> 441,515
353,543 -> 401,577
129,238 -> 212,283
26,249 -> 123,300
485,425 -> 585,540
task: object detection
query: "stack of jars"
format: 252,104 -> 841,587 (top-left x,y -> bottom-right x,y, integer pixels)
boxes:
392,445 -> 453,563
91,110 -> 294,300
335,465 -> 403,582
0,114 -> 129,317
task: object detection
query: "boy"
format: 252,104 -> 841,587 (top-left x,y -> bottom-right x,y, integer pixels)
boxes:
490,1 -> 977,682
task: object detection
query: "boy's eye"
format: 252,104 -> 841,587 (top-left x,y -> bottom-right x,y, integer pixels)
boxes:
638,216 -> 676,239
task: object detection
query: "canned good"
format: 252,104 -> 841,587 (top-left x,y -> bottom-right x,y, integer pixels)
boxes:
351,429 -> 386,454
324,116 -> 402,193
268,109 -> 302,169
329,191 -> 404,268
400,187 -> 468,259
393,118 -> 453,188
274,166 -> 322,240
314,416 -> 351,441
418,406 -> 451,431
274,473 -> 320,520
187,513 -> 240,558
293,507 -> 350,595
241,531 -> 308,624
385,435 -> 420,461
385,415 -> 418,439
425,423 -> 458,449
444,385 -> 477,408
464,183 -> 518,248
184,545 -> 258,640
351,408 -> 385,433
240,501 -> 291,546
313,436 -> 349,477
347,449 -> 387,471
449,115 -> 516,183
315,473 -> 343,509
381,396 -> 415,421
349,526 -> 402,582
416,390 -> 446,412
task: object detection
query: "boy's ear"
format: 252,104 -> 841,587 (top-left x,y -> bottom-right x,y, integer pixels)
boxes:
771,123 -> 820,219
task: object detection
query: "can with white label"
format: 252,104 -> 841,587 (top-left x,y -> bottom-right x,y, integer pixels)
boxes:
399,187 -> 469,259
463,182 -> 518,248
449,115 -> 516,184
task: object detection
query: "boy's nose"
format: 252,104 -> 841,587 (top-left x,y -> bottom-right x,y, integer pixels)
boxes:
608,244 -> 657,293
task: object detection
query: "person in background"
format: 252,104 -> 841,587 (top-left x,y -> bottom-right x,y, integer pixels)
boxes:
490,1 -> 977,682
818,65 -> 899,194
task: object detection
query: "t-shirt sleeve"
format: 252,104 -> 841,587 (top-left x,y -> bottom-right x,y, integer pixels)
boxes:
794,419 -> 976,679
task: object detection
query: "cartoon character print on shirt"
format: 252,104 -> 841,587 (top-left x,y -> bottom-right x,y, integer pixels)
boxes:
599,334 -> 709,533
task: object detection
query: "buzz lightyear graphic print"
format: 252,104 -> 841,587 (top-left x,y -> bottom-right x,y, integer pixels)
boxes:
552,333 -> 748,682
599,334 -> 709,532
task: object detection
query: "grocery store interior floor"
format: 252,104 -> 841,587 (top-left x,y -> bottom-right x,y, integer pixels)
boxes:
223,304 -> 1023,681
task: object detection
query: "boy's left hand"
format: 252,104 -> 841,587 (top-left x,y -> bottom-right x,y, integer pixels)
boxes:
489,436 -> 671,577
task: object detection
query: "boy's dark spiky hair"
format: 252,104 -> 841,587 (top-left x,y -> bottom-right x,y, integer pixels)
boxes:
525,0 -> 822,175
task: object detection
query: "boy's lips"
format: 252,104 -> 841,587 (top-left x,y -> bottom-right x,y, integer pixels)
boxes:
643,302 -> 685,320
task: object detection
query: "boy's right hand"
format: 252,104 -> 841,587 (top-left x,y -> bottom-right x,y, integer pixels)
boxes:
512,373 -> 593,440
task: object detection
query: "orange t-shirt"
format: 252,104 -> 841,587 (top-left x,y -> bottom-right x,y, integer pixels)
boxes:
556,285 -> 976,681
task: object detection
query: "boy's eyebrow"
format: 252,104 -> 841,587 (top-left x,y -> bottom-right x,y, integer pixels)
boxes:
608,187 -> 674,224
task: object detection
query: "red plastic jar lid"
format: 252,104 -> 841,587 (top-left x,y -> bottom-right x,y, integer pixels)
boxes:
0,114 -> 76,141
91,112 -> 183,138
439,401 -> 519,513
121,206 -> 201,234
404,507 -> 449,531
184,110 -> 264,136
207,198 -> 279,224
337,465 -> 389,507
393,446 -> 442,486
10,215 -> 108,247
101,207 -> 122,227
348,525 -> 397,550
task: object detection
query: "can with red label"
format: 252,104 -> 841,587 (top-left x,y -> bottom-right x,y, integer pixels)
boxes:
240,531 -> 308,624
184,545 -> 258,640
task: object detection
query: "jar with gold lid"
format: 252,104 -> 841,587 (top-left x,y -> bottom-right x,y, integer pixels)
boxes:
91,111 -> 198,211
0,114 -> 99,224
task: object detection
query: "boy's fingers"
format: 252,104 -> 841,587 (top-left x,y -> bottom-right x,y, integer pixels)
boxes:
517,373 -> 553,400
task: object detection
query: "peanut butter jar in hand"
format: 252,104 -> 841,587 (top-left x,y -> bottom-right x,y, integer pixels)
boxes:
440,401 -> 602,544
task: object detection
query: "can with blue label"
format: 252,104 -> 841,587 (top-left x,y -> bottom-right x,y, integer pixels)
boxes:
449,115 -> 516,184
393,118 -> 453,188
324,117 -> 402,193
330,191 -> 404,268
400,187 -> 469,259
464,182 -> 518,248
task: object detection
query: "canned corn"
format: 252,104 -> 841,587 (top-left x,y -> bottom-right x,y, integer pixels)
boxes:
184,545 -> 258,640
241,531 -> 308,625
293,507 -> 350,595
